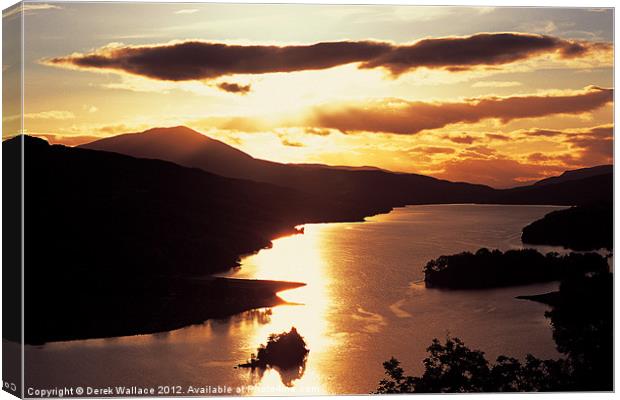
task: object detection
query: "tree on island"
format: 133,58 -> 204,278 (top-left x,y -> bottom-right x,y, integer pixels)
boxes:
423,248 -> 607,289
240,327 -> 309,369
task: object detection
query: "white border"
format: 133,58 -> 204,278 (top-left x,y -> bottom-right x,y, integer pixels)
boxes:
0,1 -> 616,400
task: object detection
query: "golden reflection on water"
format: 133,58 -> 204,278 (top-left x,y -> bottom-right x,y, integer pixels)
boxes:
26,206 -> 566,395
231,225 -> 336,395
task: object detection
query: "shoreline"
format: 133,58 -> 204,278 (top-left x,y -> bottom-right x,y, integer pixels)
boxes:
26,278 -> 305,346
26,204 -> 592,346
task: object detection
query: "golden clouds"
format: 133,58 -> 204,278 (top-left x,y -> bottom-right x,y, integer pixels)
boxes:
307,86 -> 612,135
33,20 -> 613,187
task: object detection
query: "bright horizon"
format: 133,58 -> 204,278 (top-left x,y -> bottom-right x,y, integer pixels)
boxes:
3,3 -> 614,187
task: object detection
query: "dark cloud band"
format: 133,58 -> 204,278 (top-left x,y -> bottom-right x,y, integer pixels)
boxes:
45,33 -> 609,81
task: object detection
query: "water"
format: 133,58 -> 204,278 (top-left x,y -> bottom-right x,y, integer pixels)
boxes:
25,205 -> 568,395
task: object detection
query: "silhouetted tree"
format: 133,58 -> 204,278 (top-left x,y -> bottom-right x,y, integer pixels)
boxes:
545,271 -> 613,391
240,327 -> 310,386
241,327 -> 309,370
415,336 -> 490,392
375,337 -> 570,393
376,358 -> 416,393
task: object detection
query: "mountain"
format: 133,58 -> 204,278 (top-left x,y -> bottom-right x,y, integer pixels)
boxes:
80,126 -> 269,180
8,135 -> 372,343
80,126 -> 496,210
533,165 -> 613,186
80,126 -> 612,207
20,134 -> 378,277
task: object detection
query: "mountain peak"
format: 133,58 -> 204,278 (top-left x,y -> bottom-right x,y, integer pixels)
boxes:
79,125 -> 257,178
139,125 -> 212,140
143,125 -> 200,134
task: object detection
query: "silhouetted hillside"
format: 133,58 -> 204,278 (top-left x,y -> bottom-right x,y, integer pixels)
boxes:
80,126 -> 498,210
492,173 -> 613,206
81,126 -> 263,179
7,135 -> 371,343
522,203 -> 613,251
80,126 -> 613,207
533,165 -> 613,186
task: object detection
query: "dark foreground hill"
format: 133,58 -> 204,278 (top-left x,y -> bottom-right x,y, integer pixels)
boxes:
80,126 -> 613,207
5,135 -> 371,344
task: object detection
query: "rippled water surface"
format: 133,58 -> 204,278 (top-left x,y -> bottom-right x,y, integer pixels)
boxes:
26,205 -> 567,395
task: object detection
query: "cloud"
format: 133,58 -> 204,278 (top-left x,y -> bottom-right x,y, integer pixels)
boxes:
304,127 -> 331,136
216,82 -> 251,94
526,152 -> 576,164
97,124 -> 132,134
45,40 -> 389,81
434,157 -> 567,188
32,134 -> 104,147
3,3 -> 61,19
27,110 -> 75,120
520,125 -> 613,142
4,110 -> 75,122
522,128 -> 566,137
462,145 -> 496,157
410,145 -> 455,154
471,80 -> 522,88
446,134 -> 476,144
429,124 -> 612,187
358,33 -> 610,75
308,86 -> 612,134
191,116 -> 272,133
44,33 -> 610,82
563,125 -> 613,165
281,138 -> 305,147
83,105 -> 98,113
174,9 -> 198,14
485,133 -> 511,141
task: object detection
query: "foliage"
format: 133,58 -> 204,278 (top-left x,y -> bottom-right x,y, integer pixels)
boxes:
378,269 -> 613,393
545,271 -> 613,390
423,248 -> 607,289
241,327 -> 309,370
375,336 -> 572,393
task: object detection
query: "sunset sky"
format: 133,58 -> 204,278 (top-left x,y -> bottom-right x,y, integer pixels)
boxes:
3,3 -> 614,187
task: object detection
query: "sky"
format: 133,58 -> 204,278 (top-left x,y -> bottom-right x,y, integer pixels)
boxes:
2,2 -> 614,187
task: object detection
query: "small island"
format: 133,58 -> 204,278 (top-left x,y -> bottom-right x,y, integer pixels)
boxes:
521,203 -> 612,251
424,248 -> 608,289
239,327 -> 309,370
